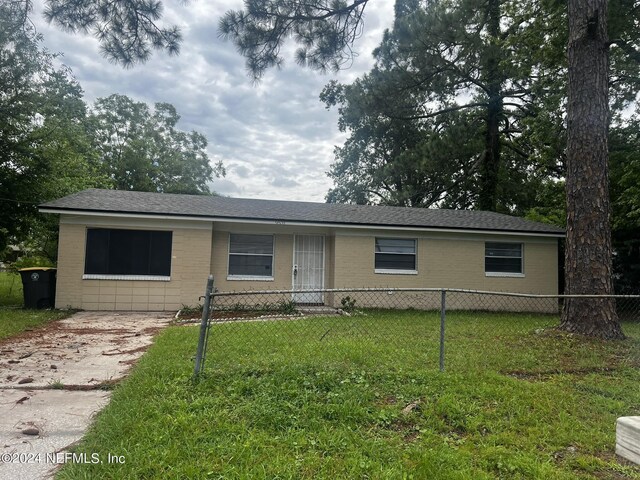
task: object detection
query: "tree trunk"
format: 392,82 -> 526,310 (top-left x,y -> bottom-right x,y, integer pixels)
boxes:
478,0 -> 502,212
479,95 -> 502,212
560,0 -> 624,339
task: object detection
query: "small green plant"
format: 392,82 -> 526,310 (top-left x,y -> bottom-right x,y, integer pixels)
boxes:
255,300 -> 298,315
340,296 -> 357,312
178,304 -> 203,319
275,299 -> 297,315
49,379 -> 64,390
230,302 -> 248,312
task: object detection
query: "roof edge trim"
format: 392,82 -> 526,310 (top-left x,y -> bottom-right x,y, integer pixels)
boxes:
39,207 -> 566,238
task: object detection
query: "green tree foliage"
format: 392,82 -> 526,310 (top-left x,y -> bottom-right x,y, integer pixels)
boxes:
0,2 -> 107,253
88,94 -> 224,194
321,0 -> 566,213
1,3 -> 224,257
608,0 -> 640,108
321,79 -> 485,208
610,113 -> 640,294
219,0 -> 368,79
524,180 -> 566,228
44,0 -> 181,67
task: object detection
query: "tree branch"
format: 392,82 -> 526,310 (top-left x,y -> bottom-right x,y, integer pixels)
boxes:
387,102 -> 487,120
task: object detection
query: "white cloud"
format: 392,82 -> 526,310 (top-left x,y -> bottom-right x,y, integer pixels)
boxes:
31,0 -> 395,202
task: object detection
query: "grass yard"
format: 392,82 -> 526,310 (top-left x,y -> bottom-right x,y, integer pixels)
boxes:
0,271 -> 73,341
0,270 -> 22,307
0,308 -> 73,341
59,311 -> 640,479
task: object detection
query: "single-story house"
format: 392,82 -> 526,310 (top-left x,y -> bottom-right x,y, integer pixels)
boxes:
39,189 -> 564,311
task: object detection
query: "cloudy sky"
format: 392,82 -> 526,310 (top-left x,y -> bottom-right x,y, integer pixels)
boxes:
31,0 -> 396,202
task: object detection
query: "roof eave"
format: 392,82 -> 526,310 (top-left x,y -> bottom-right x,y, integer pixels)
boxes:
39,206 -> 566,238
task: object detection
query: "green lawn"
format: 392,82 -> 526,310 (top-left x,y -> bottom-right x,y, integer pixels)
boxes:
59,311 -> 640,479
0,271 -> 22,307
0,271 -> 73,340
0,308 -> 73,341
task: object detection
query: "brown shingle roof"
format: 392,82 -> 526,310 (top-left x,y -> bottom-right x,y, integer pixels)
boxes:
40,189 -> 564,236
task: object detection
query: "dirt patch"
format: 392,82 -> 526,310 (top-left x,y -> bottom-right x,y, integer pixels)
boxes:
377,395 -> 398,406
0,311 -> 173,389
0,318 -> 69,348
101,345 -> 151,356
177,308 -> 304,323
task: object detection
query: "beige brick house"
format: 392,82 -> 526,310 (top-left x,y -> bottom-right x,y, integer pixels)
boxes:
40,189 -> 564,311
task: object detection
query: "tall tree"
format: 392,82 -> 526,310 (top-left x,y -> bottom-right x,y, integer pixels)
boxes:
88,94 -> 224,194
223,0 -> 633,341
321,0 -> 564,213
321,76 -> 486,208
0,1 -> 106,253
559,0 -> 623,339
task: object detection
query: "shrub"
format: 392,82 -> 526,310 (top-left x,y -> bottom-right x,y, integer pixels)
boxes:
11,256 -> 55,272
340,296 -> 357,312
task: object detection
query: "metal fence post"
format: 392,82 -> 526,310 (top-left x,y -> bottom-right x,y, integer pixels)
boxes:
440,289 -> 446,372
193,275 -> 214,377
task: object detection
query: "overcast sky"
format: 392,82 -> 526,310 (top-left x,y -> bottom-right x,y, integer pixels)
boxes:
31,0 -> 396,202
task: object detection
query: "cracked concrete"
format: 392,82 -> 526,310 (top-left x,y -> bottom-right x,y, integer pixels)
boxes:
0,311 -> 173,479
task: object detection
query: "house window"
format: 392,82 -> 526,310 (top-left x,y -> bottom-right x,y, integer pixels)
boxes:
375,238 -> 417,273
84,228 -> 172,278
228,234 -> 274,278
485,242 -> 523,275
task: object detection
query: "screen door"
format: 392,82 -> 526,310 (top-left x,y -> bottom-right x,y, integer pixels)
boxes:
292,235 -> 325,304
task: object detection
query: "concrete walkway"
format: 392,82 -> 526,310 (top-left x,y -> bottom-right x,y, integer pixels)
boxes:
0,311 -> 173,479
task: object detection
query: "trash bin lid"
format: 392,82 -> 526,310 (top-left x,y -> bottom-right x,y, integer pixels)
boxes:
18,267 -> 56,271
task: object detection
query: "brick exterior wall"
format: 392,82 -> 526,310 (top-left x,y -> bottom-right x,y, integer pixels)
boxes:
54,216 -> 558,312
332,233 -> 558,293
55,216 -> 212,311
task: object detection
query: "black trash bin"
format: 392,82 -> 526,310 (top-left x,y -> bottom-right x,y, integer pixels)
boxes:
19,267 -> 57,309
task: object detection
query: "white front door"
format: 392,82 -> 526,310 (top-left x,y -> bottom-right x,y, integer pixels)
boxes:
292,235 -> 325,304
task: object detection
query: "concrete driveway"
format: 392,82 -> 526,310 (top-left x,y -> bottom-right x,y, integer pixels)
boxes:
0,311 -> 173,480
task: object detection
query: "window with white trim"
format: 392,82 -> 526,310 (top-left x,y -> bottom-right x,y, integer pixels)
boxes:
84,228 -> 172,277
485,242 -> 523,274
375,238 -> 417,272
228,234 -> 274,277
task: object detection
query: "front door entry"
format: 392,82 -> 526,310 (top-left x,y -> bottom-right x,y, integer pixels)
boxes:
292,235 -> 325,304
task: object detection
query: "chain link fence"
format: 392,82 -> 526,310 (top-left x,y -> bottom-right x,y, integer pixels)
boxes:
191,283 -> 640,377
